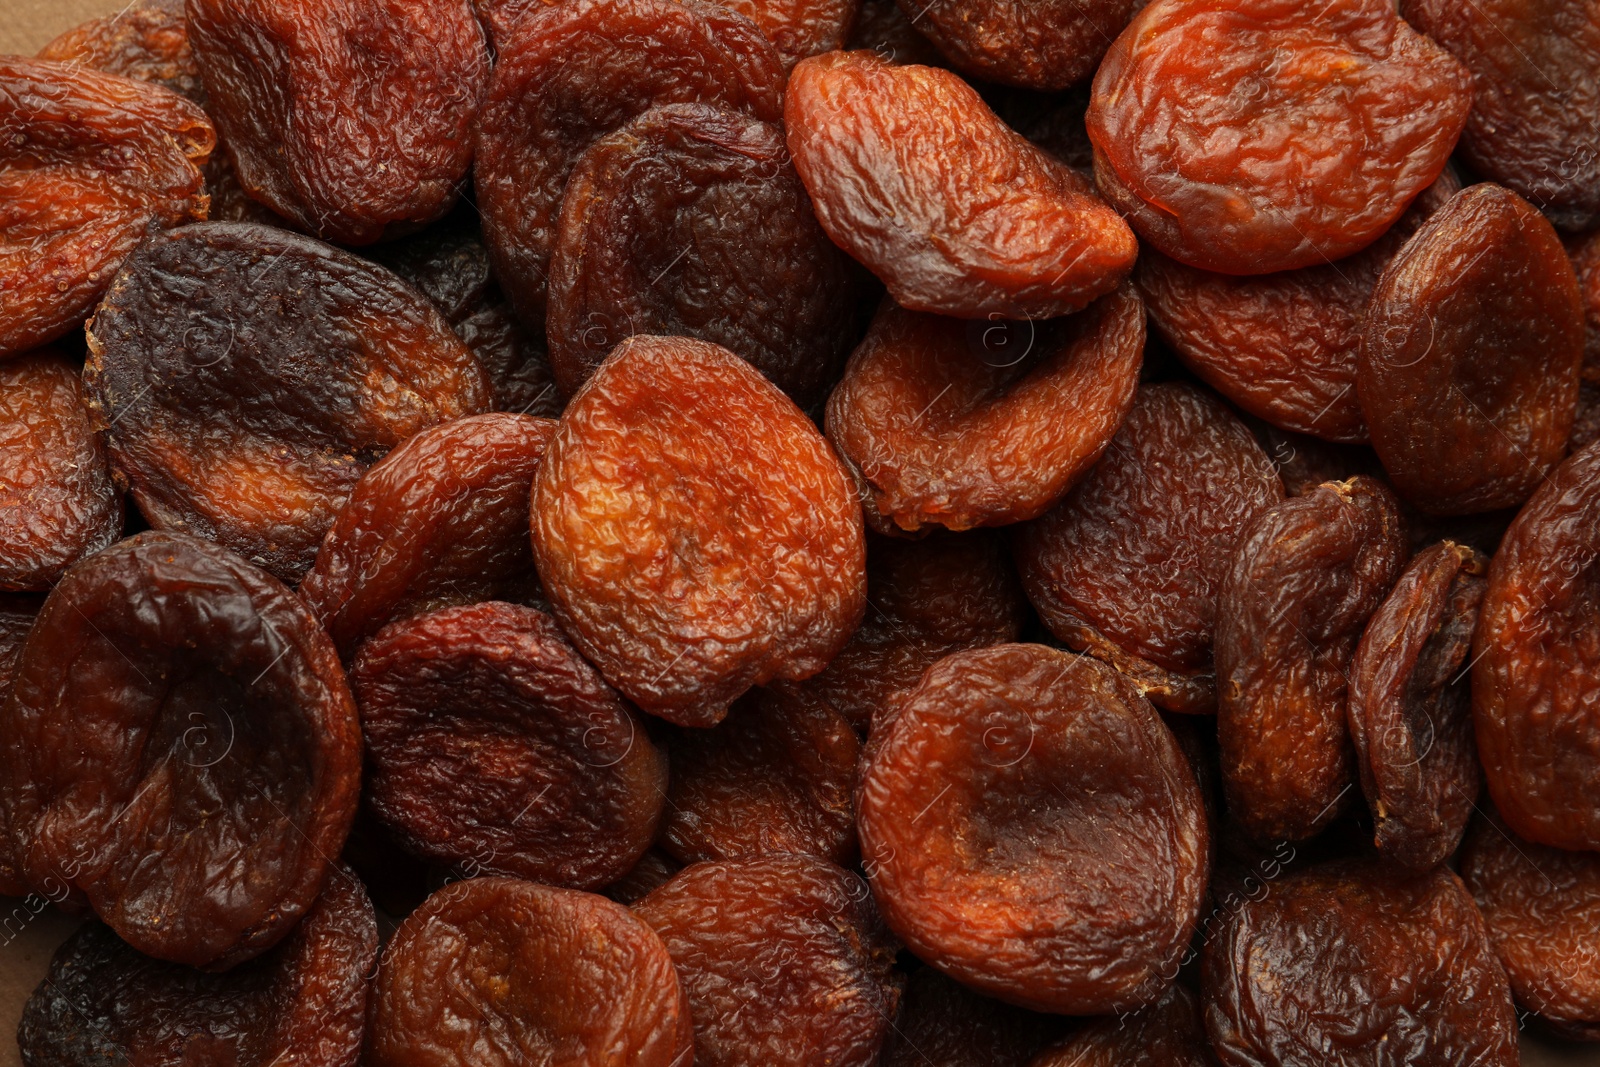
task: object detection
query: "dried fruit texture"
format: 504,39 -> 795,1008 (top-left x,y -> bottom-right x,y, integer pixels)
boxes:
1215,477 -> 1407,844
185,0 -> 489,245
857,644 -> 1208,1014
1346,541 -> 1486,871
0,57 -> 212,359
1576,383 -> 1600,454
1403,0 -> 1600,231
532,335 -> 865,726
475,0 -> 784,328
457,296 -> 564,418
549,104 -> 860,407
0,351 -> 123,591
661,683 -> 859,865
1569,228 -> 1600,381
37,0 -> 206,104
1137,172 -> 1460,444
826,288 -> 1144,533
0,532 -> 361,969
1360,185 -> 1583,517
1203,861 -> 1519,1066
1473,441 -> 1600,852
882,967 -> 1063,1067
351,602 -> 667,889
798,528 -> 1026,732
370,877 -> 693,1067
845,0 -> 947,65
788,51 -> 1136,319
0,595 -> 39,704
1244,418 -> 1385,499
366,210 -> 494,327
1030,982 -> 1211,1067
1460,809 -> 1600,1041
635,856 -> 901,1067
718,0 -> 858,68
301,413 -> 555,657
18,868 -> 377,1067
897,0 -> 1137,90
1087,0 -> 1471,275
604,848 -> 683,906
1016,383 -> 1284,714
202,152 -> 289,226
84,222 -> 489,583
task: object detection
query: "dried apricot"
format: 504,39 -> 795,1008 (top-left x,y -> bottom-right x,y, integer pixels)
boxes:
366,209 -> 494,328
38,0 -> 205,104
0,595 -> 39,704
1087,0 -> 1471,274
719,0 -> 859,68
1030,982 -> 1210,1067
787,51 -> 1136,319
882,967 -> 1063,1067
532,335 -> 865,726
845,0 -> 946,65
899,0 -> 1137,90
857,643 -> 1208,1014
1359,183 -> 1582,516
826,287 -> 1143,533
604,848 -> 683,906
457,296 -> 564,418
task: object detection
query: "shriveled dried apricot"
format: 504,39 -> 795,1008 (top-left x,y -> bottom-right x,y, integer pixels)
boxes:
858,643 -> 1208,1014
1215,477 -> 1407,844
366,209 -> 494,329
84,222 -> 489,582
882,967 -> 1063,1067
1031,982 -> 1210,1067
1016,382 -> 1284,714
719,0 -> 858,68
532,335 -> 865,726
845,0 -> 946,65
0,531 -> 361,969
0,595 -> 39,703
458,296 -> 564,418
1087,0 -> 1471,274
787,51 -> 1135,319
900,0 -> 1136,90
1359,183 -> 1583,516
370,877 -> 692,1066
826,287 -> 1143,533
38,0 -> 205,104
604,848 -> 683,906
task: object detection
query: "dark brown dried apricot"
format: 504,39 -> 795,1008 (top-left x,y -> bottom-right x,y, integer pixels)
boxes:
300,412 -> 555,658
351,601 -> 667,889
1244,419 -> 1386,499
1030,982 -> 1210,1067
882,967 -> 1063,1067
457,295 -> 565,418
186,0 -> 490,245
635,855 -> 901,1067
898,0 -> 1136,90
719,0 -> 859,68
0,56 -> 212,359
604,848 -> 683,906
0,350 -> 122,591
84,222 -> 489,582
1016,382 -> 1284,714
0,595 -> 39,705
1087,0 -> 1471,274
18,867 -> 376,1067
1215,477 -> 1407,844
826,287 -> 1143,533
532,335 -> 865,726
0,531 -> 361,969
366,209 -> 494,328
38,0 -> 205,104
1359,183 -> 1583,516
475,0 -> 784,327
787,51 -> 1136,319
845,0 -> 947,65
1473,441 -> 1600,852
857,643 -> 1208,1014
548,103 -> 860,407
1346,540 -> 1486,871
1203,860 -> 1518,1066
370,876 -> 692,1067
1568,226 -> 1600,380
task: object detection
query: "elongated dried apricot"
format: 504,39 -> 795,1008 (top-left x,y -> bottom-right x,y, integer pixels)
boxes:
38,0 -> 205,104
1030,982 -> 1210,1067
883,967 -> 1063,1067
787,51 -> 1136,319
901,0 -> 1136,90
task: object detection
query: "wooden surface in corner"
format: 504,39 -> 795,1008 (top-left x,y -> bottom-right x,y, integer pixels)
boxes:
1,0 -> 130,54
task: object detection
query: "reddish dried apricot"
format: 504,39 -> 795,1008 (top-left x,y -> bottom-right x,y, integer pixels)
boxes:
0,531 -> 361,969
1359,183 -> 1583,516
370,877 -> 692,1067
1215,477 -> 1407,844
787,51 -> 1135,319
826,287 -> 1143,533
84,222 -> 489,582
899,0 -> 1136,90
636,855 -> 901,1067
1087,0 -> 1471,274
532,335 -> 865,726
1016,382 -> 1284,714
719,0 -> 858,68
1030,982 -> 1210,1067
858,643 -> 1208,1014
0,350 -> 122,591
882,967 -> 1063,1067
38,0 -> 205,104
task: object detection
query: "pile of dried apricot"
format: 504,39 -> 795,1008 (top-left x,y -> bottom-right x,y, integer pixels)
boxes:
2,0 -> 1598,1062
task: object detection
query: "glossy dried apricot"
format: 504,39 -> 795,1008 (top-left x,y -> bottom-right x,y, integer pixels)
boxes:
858,643 -> 1208,1014
0,531 -> 361,969
900,0 -> 1136,90
882,967 -> 1062,1067
1087,0 -> 1471,274
1016,382 -> 1284,714
370,877 -> 692,1067
1030,982 -> 1210,1067
826,287 -> 1143,533
0,350 -> 122,591
38,0 -> 205,104
84,222 -> 489,582
720,0 -> 858,68
532,335 -> 865,726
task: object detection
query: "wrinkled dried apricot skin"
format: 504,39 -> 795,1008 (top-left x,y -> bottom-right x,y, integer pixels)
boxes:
38,0 -> 206,104
185,0 -> 489,245
0,531 -> 361,970
858,644 -> 1208,1015
787,51 -> 1136,319
1473,441 -> 1600,852
897,0 -> 1136,90
883,967 -> 1062,1067
532,335 -> 865,726
1087,0 -> 1471,275
1031,982 -> 1210,1067
0,57 -> 212,359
